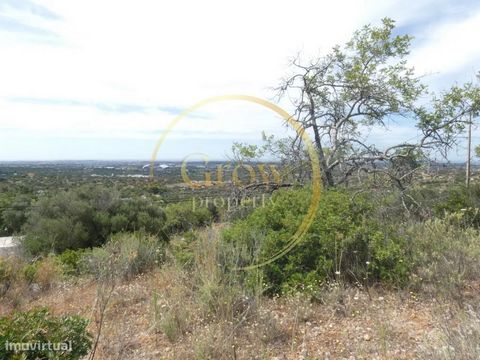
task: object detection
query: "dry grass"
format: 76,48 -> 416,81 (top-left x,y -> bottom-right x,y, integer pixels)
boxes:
419,304 -> 480,360
34,256 -> 61,290
3,271 -> 471,359
0,255 -> 63,311
2,226 -> 480,359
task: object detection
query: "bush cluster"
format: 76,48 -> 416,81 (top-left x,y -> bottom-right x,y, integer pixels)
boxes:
222,186 -> 480,295
0,255 -> 63,301
223,188 -> 408,293
407,216 -> 480,300
163,201 -> 215,234
432,184 -> 480,227
21,185 -> 166,255
0,256 -> 24,297
0,308 -> 92,360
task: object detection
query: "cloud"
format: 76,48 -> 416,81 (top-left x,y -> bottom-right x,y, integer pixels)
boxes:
0,0 -> 61,44
0,0 -> 60,20
0,15 -> 54,35
408,8 -> 480,80
0,0 -> 478,161
8,96 -> 164,114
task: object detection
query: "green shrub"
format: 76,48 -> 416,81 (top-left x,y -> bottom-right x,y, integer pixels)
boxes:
0,308 -> 92,360
163,202 -> 214,234
432,184 -> 480,227
169,231 -> 197,268
367,231 -> 409,284
22,263 -> 37,284
0,193 -> 14,236
57,249 -> 87,276
223,188 -> 408,293
110,232 -> 165,278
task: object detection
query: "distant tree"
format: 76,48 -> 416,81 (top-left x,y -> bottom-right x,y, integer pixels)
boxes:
232,132 -> 310,186
22,191 -> 97,254
1,195 -> 31,234
21,185 -> 166,255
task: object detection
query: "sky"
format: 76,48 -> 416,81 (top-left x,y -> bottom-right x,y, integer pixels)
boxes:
0,0 -> 479,161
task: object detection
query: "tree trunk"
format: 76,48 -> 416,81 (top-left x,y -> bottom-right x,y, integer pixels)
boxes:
312,121 -> 334,188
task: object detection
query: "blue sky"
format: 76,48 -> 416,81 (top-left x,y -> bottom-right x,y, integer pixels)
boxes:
0,0 -> 479,161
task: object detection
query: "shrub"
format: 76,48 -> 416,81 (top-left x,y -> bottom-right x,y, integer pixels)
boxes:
0,308 -> 92,360
57,249 -> 88,276
0,193 -> 14,236
163,202 -> 214,234
33,257 -> 62,290
19,257 -> 62,290
420,306 -> 480,360
110,232 -> 165,279
84,232 -> 165,280
222,188 -> 408,293
21,190 -> 91,254
432,184 -> 480,227
407,217 -> 480,301
168,231 -> 197,268
157,305 -> 188,343
0,256 -> 25,297
23,263 -> 37,284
